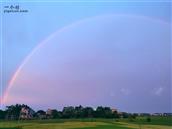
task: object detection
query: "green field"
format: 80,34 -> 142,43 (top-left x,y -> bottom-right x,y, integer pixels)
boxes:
0,116 -> 171,129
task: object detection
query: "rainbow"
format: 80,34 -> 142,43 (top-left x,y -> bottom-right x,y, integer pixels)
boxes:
2,14 -> 169,105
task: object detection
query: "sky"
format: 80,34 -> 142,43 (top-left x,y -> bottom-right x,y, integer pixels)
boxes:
0,0 -> 171,112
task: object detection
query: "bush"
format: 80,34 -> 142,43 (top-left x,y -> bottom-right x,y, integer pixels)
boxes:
146,117 -> 151,122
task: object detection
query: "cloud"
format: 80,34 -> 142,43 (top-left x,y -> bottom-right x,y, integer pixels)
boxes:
110,92 -> 115,97
153,87 -> 164,96
120,88 -> 131,95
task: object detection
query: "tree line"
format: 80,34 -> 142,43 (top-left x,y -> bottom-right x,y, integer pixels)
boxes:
0,104 -> 136,120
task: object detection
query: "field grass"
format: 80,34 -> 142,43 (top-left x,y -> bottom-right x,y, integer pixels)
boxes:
119,116 -> 172,126
0,116 -> 171,129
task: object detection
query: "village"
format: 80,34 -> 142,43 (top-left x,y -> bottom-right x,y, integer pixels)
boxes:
0,104 -> 171,120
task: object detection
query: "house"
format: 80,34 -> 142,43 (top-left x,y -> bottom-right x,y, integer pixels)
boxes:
46,109 -> 53,115
151,113 -> 163,116
46,109 -> 53,119
163,113 -> 172,116
19,107 -> 35,119
36,110 -> 46,119
111,108 -> 118,113
46,109 -> 59,119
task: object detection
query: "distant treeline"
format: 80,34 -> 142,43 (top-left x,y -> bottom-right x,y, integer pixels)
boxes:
0,104 -> 135,120
1,104 -> 171,120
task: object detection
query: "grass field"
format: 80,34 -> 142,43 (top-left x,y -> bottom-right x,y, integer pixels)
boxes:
0,116 -> 171,129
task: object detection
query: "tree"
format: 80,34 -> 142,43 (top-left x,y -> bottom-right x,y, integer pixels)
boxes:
62,106 -> 75,118
112,110 -> 120,118
94,106 -> 114,118
146,117 -> 151,122
83,107 -> 94,118
36,110 -> 46,119
74,105 -> 84,118
94,106 -> 105,118
0,110 -> 6,119
51,110 -> 60,119
104,107 -> 113,118
121,112 -> 129,118
3,104 -> 129,120
5,104 -> 32,120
